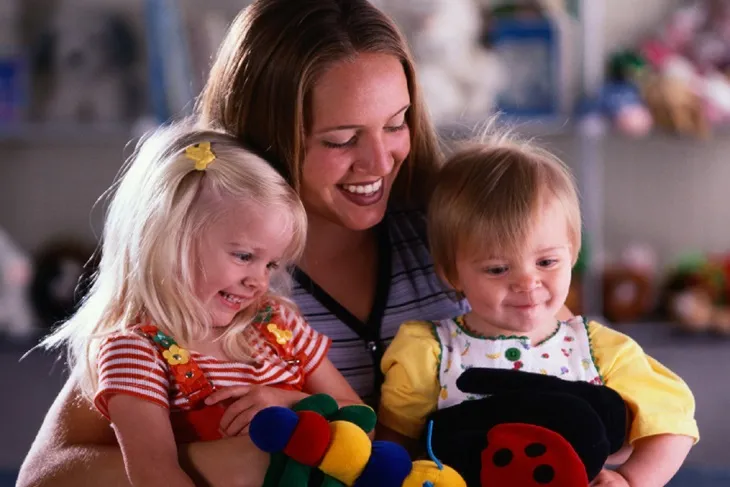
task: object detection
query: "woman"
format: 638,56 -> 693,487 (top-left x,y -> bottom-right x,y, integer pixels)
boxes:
18,1 -> 570,486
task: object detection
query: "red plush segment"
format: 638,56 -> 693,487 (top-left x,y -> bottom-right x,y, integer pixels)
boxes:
283,410 -> 331,466
481,423 -> 588,487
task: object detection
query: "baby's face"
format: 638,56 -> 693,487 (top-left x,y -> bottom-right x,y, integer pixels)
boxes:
453,198 -> 574,339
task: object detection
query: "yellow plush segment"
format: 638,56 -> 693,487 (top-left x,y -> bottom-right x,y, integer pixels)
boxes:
318,420 -> 372,485
402,460 -> 466,487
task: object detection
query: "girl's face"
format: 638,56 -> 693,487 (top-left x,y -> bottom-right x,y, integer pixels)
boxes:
193,202 -> 293,328
451,198 -> 574,341
302,52 -> 412,231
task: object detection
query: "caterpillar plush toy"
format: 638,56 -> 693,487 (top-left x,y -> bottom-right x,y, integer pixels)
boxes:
249,394 -> 464,487
251,369 -> 628,487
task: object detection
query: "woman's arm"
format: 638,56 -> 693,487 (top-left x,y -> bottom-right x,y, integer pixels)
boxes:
17,376 -> 269,487
304,357 -> 362,407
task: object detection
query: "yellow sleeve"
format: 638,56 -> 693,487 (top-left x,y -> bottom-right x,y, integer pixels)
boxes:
588,321 -> 699,444
379,321 -> 441,439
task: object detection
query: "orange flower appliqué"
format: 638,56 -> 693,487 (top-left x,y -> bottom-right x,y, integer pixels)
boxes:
163,345 -> 190,365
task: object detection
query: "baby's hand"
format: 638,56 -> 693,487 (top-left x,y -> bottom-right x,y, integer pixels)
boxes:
204,385 -> 305,436
590,469 -> 630,486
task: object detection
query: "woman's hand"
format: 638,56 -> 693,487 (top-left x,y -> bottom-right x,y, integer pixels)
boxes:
590,469 -> 630,486
205,385 -> 307,436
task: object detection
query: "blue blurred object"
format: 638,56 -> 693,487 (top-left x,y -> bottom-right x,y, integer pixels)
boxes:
0,56 -> 27,124
599,82 -> 644,119
489,17 -> 560,117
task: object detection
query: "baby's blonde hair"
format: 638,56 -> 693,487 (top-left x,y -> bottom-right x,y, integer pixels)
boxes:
429,133 -> 581,290
41,120 -> 307,401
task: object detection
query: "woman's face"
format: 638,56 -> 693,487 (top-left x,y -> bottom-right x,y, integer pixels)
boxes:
302,52 -> 412,231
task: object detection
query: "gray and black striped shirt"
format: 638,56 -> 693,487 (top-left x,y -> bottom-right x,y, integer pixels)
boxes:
292,209 -> 468,400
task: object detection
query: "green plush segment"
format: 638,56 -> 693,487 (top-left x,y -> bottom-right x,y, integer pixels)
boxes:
278,459 -> 312,487
262,453 -> 288,487
319,476 -> 348,487
293,394 -> 339,416
330,405 -> 377,433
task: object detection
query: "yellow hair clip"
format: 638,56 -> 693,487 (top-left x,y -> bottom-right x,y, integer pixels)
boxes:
185,142 -> 216,171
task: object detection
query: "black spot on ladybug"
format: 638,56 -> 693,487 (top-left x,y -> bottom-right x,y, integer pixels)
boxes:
525,442 -> 547,457
533,464 -> 555,484
492,448 -> 513,467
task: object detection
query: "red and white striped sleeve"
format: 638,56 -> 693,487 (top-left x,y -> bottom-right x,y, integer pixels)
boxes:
94,333 -> 170,419
279,303 -> 331,376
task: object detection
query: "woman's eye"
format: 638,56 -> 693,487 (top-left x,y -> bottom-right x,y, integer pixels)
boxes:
322,136 -> 357,149
385,119 -> 408,132
233,252 -> 253,262
267,261 -> 280,270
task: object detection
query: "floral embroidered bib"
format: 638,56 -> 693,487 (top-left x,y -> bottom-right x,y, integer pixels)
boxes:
434,316 -> 602,409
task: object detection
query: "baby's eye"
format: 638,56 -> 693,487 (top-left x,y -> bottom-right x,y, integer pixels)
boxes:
233,252 -> 253,262
537,258 -> 558,268
484,266 -> 508,276
267,261 -> 280,270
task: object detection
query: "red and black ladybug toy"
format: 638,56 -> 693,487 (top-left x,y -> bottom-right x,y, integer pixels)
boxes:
425,368 -> 628,486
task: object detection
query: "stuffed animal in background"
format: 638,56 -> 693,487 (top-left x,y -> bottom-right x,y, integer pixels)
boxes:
426,368 -> 628,487
0,228 -> 36,340
30,240 -> 97,329
662,253 -> 730,335
373,0 -> 507,124
602,243 -> 657,324
36,5 -> 140,123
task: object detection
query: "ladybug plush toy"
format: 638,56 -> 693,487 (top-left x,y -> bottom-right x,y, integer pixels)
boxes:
426,368 -> 628,487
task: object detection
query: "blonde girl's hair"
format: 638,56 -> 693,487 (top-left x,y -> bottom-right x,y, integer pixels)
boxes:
197,0 -> 443,208
428,132 -> 581,289
40,120 -> 307,401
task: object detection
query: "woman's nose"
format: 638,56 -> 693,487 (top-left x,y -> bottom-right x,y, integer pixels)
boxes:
353,134 -> 394,176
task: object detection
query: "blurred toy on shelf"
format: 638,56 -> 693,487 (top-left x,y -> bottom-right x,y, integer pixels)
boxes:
0,227 -> 36,340
485,1 -> 574,118
604,0 -> 730,138
0,0 -> 26,125
30,239 -> 97,329
661,252 -> 730,335
602,243 -> 657,324
33,4 -> 142,124
597,81 -> 654,138
375,0 -> 507,123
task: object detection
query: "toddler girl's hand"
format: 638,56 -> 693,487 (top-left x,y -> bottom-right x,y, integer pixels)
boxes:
590,469 -> 630,486
204,385 -> 306,436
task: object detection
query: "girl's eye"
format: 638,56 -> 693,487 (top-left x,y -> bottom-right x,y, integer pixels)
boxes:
538,258 -> 558,268
233,252 -> 253,262
485,266 -> 508,276
267,261 -> 280,270
322,136 -> 357,149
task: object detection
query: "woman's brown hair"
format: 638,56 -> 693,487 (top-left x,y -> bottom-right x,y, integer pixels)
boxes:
196,0 -> 441,207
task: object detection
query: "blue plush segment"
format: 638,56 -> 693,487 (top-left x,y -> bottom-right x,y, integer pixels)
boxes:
249,406 -> 299,453
353,441 -> 412,487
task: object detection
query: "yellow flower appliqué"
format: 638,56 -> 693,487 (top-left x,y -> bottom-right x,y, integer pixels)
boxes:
267,323 -> 293,345
163,345 -> 190,365
185,142 -> 216,171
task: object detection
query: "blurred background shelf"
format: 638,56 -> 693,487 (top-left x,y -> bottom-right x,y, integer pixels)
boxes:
0,122 -> 136,146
